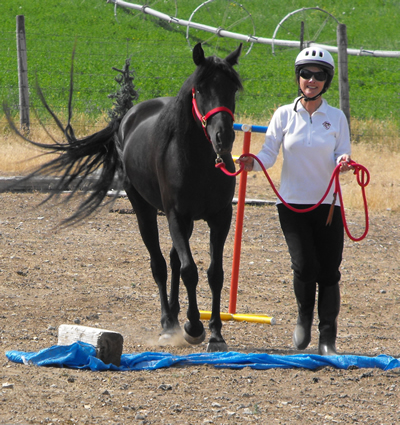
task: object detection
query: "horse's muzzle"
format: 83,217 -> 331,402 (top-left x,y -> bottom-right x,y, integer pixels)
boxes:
212,129 -> 235,155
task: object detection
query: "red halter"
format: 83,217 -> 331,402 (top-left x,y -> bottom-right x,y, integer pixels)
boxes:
191,88 -> 235,144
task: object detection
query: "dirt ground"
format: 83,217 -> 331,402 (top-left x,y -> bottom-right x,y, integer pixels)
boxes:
1,186 -> 400,424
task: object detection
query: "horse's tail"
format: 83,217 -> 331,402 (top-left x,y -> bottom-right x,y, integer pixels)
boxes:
3,100 -> 124,226
2,43 -> 129,226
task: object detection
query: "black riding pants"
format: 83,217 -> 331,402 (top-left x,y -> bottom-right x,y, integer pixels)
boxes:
277,203 -> 344,288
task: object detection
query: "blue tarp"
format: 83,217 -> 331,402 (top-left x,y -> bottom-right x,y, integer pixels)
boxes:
5,342 -> 400,371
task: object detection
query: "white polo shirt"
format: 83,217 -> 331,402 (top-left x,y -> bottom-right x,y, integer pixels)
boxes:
253,97 -> 351,205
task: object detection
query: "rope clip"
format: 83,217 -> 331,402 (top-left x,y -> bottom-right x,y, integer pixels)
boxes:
215,155 -> 224,164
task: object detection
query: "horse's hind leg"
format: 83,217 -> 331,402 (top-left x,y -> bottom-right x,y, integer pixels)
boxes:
205,205 -> 233,352
124,183 -> 181,339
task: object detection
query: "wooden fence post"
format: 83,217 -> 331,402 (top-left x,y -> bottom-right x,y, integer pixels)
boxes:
337,23 -> 350,134
16,15 -> 30,132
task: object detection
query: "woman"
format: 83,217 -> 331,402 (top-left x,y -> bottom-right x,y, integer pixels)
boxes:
238,47 -> 352,355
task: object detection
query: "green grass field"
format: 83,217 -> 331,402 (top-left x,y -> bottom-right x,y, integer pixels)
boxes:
1,0 -> 400,126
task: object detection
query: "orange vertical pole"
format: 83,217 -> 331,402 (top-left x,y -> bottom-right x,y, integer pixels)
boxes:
228,128 -> 251,314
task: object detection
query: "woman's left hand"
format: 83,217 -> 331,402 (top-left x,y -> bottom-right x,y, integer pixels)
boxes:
339,154 -> 354,173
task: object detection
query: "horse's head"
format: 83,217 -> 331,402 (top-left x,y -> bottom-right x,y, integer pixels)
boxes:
191,43 -> 243,156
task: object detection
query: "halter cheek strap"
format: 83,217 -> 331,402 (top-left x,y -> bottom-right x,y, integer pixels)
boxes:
191,88 -> 235,143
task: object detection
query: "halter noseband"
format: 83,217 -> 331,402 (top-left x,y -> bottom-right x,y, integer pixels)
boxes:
191,88 -> 235,144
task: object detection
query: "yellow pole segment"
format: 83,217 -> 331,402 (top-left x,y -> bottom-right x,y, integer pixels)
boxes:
199,310 -> 275,325
232,313 -> 276,325
199,311 -> 233,321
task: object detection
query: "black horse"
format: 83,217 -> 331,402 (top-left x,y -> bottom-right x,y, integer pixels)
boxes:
5,43 -> 243,352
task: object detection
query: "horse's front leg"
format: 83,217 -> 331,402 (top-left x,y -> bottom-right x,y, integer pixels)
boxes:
167,212 -> 206,345
168,245 -> 181,321
206,205 -> 233,352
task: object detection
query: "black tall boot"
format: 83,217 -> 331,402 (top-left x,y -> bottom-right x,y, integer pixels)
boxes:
318,283 -> 340,356
292,278 -> 316,350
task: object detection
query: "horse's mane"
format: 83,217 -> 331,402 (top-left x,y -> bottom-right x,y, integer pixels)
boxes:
197,55 -> 243,90
179,53 -> 243,98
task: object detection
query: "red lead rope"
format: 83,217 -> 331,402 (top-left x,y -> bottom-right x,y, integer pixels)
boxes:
216,153 -> 370,242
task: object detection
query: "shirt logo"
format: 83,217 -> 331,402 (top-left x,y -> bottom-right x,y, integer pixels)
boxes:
322,121 -> 331,130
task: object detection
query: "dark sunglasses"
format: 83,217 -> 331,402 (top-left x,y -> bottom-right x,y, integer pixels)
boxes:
299,68 -> 327,82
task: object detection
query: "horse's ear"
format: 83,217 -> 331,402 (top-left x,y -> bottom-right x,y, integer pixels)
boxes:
225,43 -> 243,66
193,43 -> 206,66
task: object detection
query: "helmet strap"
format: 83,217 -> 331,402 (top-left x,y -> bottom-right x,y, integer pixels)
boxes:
293,88 -> 325,112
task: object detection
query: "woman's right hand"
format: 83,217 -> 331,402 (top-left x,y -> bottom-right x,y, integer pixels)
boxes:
339,154 -> 354,173
236,156 -> 255,172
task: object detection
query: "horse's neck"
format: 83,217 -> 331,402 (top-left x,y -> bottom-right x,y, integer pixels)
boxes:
167,109 -> 213,169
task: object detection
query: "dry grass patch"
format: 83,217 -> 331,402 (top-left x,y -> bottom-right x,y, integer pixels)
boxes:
0,113 -> 109,175
1,115 -> 399,212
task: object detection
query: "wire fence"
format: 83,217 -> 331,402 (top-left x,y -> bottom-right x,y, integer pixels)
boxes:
1,30 -> 400,147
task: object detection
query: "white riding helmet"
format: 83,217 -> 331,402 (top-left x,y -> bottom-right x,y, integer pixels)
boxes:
295,47 -> 335,77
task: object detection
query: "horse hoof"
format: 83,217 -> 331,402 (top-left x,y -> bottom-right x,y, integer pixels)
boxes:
206,341 -> 228,352
183,328 -> 206,345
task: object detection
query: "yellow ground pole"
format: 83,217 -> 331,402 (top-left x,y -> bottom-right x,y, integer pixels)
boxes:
199,311 -> 276,325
